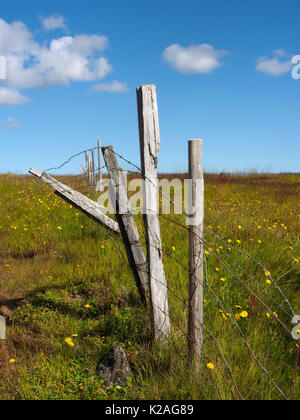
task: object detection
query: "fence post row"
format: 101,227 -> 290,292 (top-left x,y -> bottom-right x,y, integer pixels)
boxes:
188,139 -> 204,371
102,145 -> 149,303
137,84 -> 170,341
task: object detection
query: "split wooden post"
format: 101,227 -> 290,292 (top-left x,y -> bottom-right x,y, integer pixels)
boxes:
188,139 -> 204,371
137,84 -> 170,341
102,146 -> 149,303
98,140 -> 103,192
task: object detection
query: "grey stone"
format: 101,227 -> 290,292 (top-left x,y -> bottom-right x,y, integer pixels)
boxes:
97,345 -> 132,388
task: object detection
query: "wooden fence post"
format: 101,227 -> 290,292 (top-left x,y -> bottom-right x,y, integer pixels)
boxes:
85,151 -> 90,183
188,139 -> 204,371
0,315 -> 5,340
102,145 -> 149,303
85,151 -> 92,184
98,140 -> 103,192
137,84 -> 170,341
92,150 -> 96,189
29,168 -> 120,233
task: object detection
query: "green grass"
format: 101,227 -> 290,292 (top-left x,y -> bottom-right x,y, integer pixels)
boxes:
0,172 -> 299,400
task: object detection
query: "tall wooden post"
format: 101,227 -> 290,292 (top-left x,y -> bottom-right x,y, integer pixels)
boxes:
188,139 -> 204,371
137,84 -> 170,341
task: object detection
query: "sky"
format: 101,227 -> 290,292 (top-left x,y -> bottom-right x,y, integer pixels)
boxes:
0,0 -> 300,174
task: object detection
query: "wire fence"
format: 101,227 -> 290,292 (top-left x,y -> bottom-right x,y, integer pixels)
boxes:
1,144 -> 299,400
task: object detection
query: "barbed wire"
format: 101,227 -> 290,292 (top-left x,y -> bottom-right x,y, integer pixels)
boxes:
8,143 -> 298,399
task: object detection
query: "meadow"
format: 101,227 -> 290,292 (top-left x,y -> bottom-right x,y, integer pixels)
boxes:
0,172 -> 299,400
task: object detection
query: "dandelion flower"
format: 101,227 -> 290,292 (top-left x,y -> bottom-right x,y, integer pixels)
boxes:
266,312 -> 271,319
84,304 -> 91,309
266,279 -> 272,285
207,363 -> 215,370
65,338 -> 75,347
9,359 -> 16,364
240,311 -> 248,318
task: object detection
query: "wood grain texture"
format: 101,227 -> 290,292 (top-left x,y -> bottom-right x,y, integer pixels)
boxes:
29,168 -> 120,234
102,146 -> 149,303
137,84 -> 170,341
188,139 -> 204,371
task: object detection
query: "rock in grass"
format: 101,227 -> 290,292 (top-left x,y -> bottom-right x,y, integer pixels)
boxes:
97,345 -> 132,388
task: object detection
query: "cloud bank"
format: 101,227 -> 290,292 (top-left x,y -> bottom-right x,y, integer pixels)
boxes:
0,17 -> 126,105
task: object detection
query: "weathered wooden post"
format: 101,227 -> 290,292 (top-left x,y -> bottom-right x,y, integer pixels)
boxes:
137,84 -> 170,341
188,139 -> 204,371
98,140 -> 103,192
85,151 -> 91,184
102,146 -> 149,303
0,316 -> 5,340
92,150 -> 96,189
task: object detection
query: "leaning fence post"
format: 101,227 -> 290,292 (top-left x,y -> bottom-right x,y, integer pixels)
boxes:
102,145 -> 149,303
137,84 -> 170,341
188,139 -> 204,371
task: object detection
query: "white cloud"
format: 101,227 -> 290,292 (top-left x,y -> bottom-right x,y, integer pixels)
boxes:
91,80 -> 129,93
1,117 -> 20,128
40,14 -> 67,31
0,88 -> 29,106
163,43 -> 229,74
0,18 -> 116,105
256,50 -> 292,76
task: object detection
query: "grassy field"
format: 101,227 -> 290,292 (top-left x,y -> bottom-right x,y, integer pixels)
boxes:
0,172 -> 299,400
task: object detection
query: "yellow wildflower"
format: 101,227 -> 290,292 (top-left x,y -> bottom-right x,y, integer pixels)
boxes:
240,311 -> 248,318
207,363 -> 215,370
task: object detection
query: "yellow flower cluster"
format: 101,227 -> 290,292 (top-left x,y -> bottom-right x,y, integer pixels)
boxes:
64,337 -> 75,347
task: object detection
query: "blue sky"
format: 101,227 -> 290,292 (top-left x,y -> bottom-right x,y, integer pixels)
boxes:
0,0 -> 299,174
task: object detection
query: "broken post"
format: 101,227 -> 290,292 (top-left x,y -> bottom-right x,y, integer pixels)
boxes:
137,84 -> 170,341
29,168 -> 120,234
